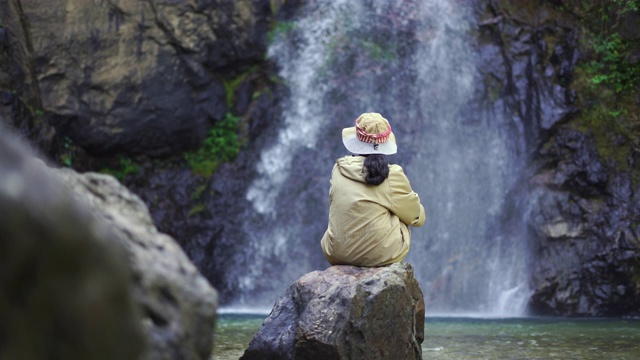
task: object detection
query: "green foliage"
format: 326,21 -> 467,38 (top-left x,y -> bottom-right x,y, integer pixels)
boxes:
187,203 -> 206,217
568,0 -> 640,173
585,33 -> 640,93
187,185 -> 208,217
223,67 -> 257,108
613,0 -> 640,13
60,136 -> 74,167
184,112 -> 241,177
191,184 -> 207,201
100,157 -> 140,182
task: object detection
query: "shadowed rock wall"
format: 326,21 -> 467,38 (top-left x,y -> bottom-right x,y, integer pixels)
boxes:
0,0 -> 55,151
478,0 -> 640,316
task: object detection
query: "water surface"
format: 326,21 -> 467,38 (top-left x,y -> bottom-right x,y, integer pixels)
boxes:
212,314 -> 640,359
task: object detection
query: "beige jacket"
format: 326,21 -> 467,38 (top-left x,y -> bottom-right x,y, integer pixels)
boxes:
321,156 -> 426,266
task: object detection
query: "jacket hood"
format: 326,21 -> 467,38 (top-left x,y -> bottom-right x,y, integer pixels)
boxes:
336,156 -> 368,184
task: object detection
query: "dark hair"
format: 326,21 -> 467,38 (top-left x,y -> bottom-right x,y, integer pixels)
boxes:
363,154 -> 389,185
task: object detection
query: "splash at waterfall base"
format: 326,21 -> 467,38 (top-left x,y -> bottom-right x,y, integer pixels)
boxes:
240,263 -> 425,360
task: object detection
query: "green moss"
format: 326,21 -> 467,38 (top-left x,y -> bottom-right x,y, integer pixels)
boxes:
187,203 -> 206,217
100,157 -> 140,182
184,112 -> 241,178
191,184 -> 207,201
565,1 -> 640,176
223,67 -> 257,109
60,136 -> 74,167
614,0 -> 640,13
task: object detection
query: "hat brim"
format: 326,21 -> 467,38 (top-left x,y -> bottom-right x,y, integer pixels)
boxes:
341,127 -> 397,155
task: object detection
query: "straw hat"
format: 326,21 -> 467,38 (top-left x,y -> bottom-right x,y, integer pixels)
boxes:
341,112 -> 397,155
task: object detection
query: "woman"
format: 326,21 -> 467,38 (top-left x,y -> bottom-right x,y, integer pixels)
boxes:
321,112 -> 426,267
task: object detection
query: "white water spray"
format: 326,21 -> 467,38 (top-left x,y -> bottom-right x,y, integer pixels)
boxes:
235,0 -> 532,315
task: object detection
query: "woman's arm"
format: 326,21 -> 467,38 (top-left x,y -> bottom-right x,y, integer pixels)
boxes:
388,165 -> 426,227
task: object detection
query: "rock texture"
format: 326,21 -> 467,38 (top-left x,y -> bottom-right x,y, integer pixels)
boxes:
477,0 -> 640,317
0,0 -> 55,152
241,263 -> 425,360
0,127 -> 219,359
20,0 -> 270,156
0,127 -> 144,360
49,163 -> 219,359
476,0 -> 579,152
528,127 -> 640,316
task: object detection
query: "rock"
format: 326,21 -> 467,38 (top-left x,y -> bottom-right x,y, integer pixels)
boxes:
240,263 -> 425,360
0,127 -> 145,360
0,0 -> 56,153
20,0 -> 271,156
49,163 -> 219,359
0,127 -> 219,359
528,126 -> 640,317
476,1 -> 579,152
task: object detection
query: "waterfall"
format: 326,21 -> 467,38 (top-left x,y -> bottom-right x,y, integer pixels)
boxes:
224,0 -> 532,316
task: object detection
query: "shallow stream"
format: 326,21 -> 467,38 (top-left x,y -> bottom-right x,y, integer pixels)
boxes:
212,314 -> 640,359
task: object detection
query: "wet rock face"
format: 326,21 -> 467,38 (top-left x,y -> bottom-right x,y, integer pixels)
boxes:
475,0 -> 579,152
20,0 -> 270,156
241,263 -> 425,360
476,0 -> 640,317
528,127 -> 640,316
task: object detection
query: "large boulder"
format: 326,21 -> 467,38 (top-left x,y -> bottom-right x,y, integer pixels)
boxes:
241,263 -> 425,360
48,164 -> 219,359
0,128 -> 144,360
0,127 -> 219,359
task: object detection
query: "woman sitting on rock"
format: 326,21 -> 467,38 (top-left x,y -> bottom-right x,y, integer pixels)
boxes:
321,112 -> 426,267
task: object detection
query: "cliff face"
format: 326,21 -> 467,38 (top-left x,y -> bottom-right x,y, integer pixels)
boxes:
20,0 -> 271,156
478,0 -> 640,316
529,127 -> 640,316
0,0 -> 55,151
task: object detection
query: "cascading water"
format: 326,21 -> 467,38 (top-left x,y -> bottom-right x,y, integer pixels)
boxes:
221,0 -> 532,315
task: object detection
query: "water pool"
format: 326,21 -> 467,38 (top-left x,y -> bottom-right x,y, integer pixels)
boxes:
212,314 -> 640,359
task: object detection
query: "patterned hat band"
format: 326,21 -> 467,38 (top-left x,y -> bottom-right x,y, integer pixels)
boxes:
355,119 -> 392,144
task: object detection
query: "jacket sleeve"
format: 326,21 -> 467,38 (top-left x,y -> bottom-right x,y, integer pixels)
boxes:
388,165 -> 426,227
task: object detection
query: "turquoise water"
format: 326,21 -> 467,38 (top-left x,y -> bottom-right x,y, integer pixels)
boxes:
212,314 -> 640,359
